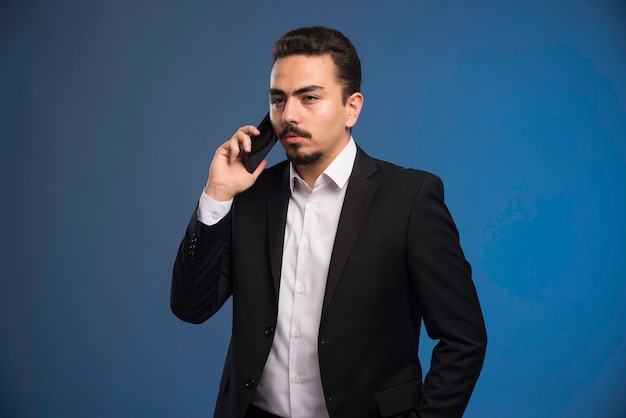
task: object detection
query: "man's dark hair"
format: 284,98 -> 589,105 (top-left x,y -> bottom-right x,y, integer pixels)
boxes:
273,26 -> 361,103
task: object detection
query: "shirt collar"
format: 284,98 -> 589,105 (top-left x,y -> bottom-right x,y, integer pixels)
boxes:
289,137 -> 357,193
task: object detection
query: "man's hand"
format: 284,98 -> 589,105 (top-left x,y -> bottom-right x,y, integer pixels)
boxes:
203,125 -> 268,202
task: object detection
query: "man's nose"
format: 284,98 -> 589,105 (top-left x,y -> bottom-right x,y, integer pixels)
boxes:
281,99 -> 300,126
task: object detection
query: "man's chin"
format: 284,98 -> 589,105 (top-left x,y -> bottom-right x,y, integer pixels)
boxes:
286,149 -> 324,166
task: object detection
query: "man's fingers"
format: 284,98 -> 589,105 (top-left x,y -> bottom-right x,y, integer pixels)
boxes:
231,125 -> 260,160
228,138 -> 242,162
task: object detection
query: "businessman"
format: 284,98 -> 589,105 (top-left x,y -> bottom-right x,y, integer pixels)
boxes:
172,26 -> 487,418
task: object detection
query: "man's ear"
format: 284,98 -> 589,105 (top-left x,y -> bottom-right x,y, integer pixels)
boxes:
345,92 -> 364,129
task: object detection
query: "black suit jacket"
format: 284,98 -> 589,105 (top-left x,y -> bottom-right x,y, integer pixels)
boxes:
171,147 -> 487,418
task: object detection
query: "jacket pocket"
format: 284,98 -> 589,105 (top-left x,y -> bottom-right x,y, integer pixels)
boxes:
374,380 -> 421,417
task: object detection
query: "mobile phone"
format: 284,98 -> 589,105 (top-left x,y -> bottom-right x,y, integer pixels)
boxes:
243,113 -> 278,173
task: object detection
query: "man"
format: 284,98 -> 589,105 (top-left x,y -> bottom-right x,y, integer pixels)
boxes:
172,26 -> 487,418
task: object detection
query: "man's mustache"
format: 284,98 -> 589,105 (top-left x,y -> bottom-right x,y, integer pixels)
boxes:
279,124 -> 312,140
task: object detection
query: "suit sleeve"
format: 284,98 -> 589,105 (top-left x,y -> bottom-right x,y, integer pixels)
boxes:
408,175 -> 487,417
170,206 -> 234,324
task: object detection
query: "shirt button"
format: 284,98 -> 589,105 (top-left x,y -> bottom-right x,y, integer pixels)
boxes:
293,375 -> 302,384
211,212 -> 219,220
297,285 -> 305,295
303,242 -> 309,251
293,329 -> 301,338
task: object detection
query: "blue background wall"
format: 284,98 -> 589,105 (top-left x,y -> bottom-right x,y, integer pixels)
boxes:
2,0 -> 625,416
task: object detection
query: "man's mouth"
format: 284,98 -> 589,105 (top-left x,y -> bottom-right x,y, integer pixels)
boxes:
280,124 -> 311,143
283,132 -> 305,144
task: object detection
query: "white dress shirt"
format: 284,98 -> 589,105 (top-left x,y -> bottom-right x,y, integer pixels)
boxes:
198,138 -> 357,418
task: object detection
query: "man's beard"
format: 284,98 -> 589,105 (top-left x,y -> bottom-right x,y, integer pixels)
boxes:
279,123 -> 321,165
285,145 -> 323,165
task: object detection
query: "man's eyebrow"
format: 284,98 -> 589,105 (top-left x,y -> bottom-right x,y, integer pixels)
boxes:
269,85 -> 325,96
294,85 -> 324,95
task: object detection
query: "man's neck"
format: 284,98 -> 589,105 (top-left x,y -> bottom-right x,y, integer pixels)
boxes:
293,164 -> 325,189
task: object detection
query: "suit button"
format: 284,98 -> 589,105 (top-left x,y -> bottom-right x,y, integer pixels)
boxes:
244,378 -> 256,389
264,327 -> 275,337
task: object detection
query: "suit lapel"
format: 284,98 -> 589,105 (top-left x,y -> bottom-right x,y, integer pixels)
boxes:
322,148 -> 378,318
267,163 -> 291,298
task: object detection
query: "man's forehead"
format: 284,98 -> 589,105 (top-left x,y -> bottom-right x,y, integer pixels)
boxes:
269,55 -> 337,91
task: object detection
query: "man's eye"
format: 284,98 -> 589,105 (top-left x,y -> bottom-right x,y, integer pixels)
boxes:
271,98 -> 285,105
303,96 -> 318,102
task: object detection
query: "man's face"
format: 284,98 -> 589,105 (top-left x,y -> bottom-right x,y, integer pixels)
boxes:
269,54 -> 361,169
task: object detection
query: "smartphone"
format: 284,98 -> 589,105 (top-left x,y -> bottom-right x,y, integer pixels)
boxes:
244,113 -> 278,173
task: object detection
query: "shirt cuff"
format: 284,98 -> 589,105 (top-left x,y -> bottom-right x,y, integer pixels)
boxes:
197,191 -> 233,226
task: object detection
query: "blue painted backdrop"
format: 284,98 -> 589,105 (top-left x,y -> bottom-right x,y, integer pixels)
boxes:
2,0 -> 625,416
